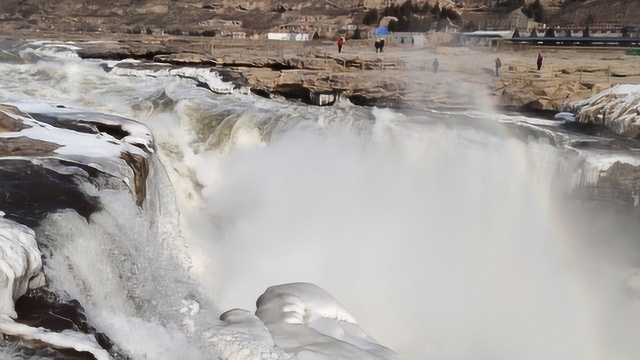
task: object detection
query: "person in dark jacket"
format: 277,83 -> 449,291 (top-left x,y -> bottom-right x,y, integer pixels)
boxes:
537,52 -> 544,71
379,38 -> 385,53
495,57 -> 502,76
432,58 -> 439,73
374,39 -> 381,53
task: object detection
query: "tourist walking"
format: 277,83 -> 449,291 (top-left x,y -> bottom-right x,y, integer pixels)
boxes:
379,38 -> 385,53
495,57 -> 502,76
433,58 -> 439,73
374,38 -> 381,53
537,52 -> 544,70
337,37 -> 344,53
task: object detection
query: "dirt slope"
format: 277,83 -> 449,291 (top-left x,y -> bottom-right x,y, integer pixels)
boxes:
0,0 -> 638,36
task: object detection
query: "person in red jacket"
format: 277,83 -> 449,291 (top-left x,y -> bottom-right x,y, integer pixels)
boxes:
537,52 -> 544,71
337,37 -> 344,53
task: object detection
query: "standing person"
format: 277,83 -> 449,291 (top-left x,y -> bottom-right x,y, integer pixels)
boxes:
337,37 -> 344,53
495,57 -> 502,76
537,52 -> 544,71
379,38 -> 385,53
433,58 -> 439,73
374,38 -> 381,53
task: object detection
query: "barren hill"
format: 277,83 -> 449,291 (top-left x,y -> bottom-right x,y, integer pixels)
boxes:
0,0 -> 639,37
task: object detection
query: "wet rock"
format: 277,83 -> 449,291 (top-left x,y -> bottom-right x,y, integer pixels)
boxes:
15,288 -> 116,357
0,105 -> 31,132
0,136 -> 60,157
0,159 -> 101,227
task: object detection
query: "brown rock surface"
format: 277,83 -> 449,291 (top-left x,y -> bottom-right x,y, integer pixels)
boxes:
0,105 -> 31,132
0,105 -> 60,156
67,34 -> 495,109
491,47 -> 640,113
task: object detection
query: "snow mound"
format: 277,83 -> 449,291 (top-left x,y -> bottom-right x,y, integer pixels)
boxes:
255,282 -> 403,360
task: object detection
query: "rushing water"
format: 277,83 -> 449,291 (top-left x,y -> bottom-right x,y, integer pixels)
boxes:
1,39 -> 640,360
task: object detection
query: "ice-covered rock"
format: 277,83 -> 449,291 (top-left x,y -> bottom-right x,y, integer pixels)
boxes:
0,216 -> 44,318
255,282 -> 403,360
0,103 -> 154,206
213,283 -> 403,359
0,315 -> 109,360
108,60 -> 236,95
568,84 -> 640,137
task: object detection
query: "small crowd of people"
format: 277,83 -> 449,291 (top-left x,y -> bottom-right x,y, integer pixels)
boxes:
337,37 -> 386,53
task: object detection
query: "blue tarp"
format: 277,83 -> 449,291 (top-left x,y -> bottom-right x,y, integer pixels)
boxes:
373,28 -> 389,36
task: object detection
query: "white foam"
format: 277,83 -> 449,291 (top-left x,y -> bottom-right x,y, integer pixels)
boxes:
22,41 -> 81,59
92,312 -> 209,360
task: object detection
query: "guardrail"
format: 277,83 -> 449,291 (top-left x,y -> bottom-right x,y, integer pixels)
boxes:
508,37 -> 640,47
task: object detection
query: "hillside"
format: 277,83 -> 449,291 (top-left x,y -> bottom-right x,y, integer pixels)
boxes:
547,0 -> 640,26
0,0 -> 639,37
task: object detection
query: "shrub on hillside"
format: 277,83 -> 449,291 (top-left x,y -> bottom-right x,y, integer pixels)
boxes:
544,27 -> 555,37
352,26 -> 363,39
387,19 -> 398,32
362,8 -> 379,26
521,0 -> 544,23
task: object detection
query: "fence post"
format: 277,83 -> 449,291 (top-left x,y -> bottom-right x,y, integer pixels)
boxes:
579,67 -> 583,82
